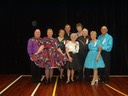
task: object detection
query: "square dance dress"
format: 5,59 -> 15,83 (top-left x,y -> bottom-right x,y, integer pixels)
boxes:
84,40 -> 105,69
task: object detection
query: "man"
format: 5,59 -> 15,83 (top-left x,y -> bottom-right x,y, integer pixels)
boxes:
64,24 -> 72,41
75,23 -> 84,81
63,24 -> 72,78
98,26 -> 113,84
27,29 -> 42,83
77,28 -> 90,82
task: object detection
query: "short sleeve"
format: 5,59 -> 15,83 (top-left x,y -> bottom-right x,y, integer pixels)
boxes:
65,42 -> 70,48
97,40 -> 102,47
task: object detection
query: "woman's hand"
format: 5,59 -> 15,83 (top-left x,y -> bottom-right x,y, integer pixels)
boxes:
62,53 -> 66,56
34,52 -> 38,55
68,56 -> 73,62
96,46 -> 102,61
30,57 -> 33,61
96,55 -> 99,61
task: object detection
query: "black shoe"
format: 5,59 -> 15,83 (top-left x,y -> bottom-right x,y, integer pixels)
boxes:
49,79 -> 52,83
104,80 -> 109,84
78,78 -> 83,82
101,80 -> 109,84
34,80 -> 41,84
45,80 -> 49,85
85,79 -> 90,83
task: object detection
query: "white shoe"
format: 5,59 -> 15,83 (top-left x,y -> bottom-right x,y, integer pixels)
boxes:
71,79 -> 74,82
66,80 -> 70,84
91,81 -> 95,85
95,80 -> 98,84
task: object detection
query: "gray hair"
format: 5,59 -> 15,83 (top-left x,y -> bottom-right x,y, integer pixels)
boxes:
70,33 -> 78,38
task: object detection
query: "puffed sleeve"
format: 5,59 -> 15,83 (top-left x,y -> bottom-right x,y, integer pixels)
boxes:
65,41 -> 70,48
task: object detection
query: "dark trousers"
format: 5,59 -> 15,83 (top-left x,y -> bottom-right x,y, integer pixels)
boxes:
99,51 -> 110,82
85,68 -> 92,82
78,70 -> 83,81
78,51 -> 87,81
30,60 -> 42,83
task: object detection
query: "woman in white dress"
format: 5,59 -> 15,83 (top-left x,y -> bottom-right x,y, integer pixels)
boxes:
65,33 -> 81,83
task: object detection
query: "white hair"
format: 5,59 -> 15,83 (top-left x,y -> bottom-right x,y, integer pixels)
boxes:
70,33 -> 78,38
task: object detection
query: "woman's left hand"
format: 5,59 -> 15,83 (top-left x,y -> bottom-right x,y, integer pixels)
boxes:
63,53 -> 66,56
96,55 -> 99,61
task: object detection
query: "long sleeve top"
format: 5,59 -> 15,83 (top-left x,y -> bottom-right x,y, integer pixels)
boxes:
27,37 -> 42,57
98,33 -> 113,52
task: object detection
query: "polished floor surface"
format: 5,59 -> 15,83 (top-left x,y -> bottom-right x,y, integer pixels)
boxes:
0,74 -> 128,96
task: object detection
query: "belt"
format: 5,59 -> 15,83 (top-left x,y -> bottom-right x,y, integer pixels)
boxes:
69,52 -> 78,54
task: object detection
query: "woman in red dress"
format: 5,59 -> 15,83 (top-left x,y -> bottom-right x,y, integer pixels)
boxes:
32,28 -> 67,84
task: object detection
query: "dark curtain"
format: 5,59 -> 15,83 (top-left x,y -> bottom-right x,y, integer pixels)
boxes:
0,0 -> 128,74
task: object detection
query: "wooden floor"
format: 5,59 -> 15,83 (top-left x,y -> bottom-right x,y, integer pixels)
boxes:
0,74 -> 128,96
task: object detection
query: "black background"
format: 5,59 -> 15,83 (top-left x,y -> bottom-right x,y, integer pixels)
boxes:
1,0 -> 128,75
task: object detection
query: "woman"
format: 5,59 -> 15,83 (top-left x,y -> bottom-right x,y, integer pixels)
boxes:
84,31 -> 105,85
32,28 -> 66,84
27,29 -> 42,83
65,33 -> 81,83
76,23 -> 83,37
56,29 -> 66,79
75,23 -> 83,81
64,24 -> 72,41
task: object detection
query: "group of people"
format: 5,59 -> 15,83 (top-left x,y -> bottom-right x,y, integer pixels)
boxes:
27,23 -> 113,85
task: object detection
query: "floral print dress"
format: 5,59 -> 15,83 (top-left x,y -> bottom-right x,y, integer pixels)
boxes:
32,37 -> 67,68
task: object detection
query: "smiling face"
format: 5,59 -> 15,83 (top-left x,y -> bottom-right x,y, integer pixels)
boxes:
65,24 -> 71,33
76,23 -> 83,32
90,31 -> 97,40
82,28 -> 88,36
101,26 -> 108,35
70,33 -> 77,41
47,28 -> 53,38
76,26 -> 83,32
34,29 -> 41,38
58,29 -> 65,37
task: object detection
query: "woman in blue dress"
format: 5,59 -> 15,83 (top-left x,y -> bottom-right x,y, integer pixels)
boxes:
84,31 -> 105,85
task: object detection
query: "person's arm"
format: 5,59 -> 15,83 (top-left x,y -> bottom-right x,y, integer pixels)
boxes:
27,39 -> 34,61
65,40 -> 70,44
35,45 -> 44,55
102,37 -> 113,52
96,46 -> 102,61
66,46 -> 72,62
76,41 -> 79,53
57,48 -> 65,56
27,39 -> 33,57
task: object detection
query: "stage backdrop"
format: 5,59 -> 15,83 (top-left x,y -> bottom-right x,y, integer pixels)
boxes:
1,0 -> 128,75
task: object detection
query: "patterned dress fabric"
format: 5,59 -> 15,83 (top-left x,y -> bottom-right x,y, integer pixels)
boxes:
32,37 -> 67,68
